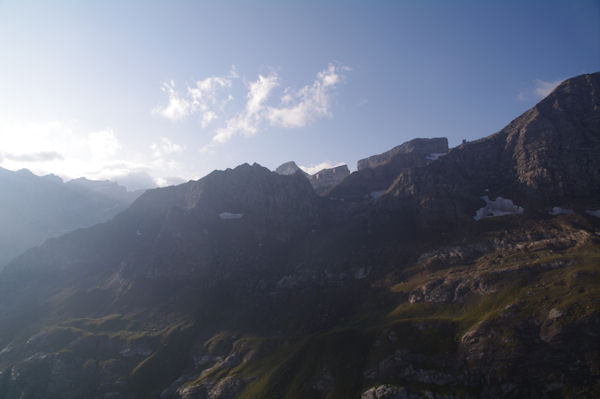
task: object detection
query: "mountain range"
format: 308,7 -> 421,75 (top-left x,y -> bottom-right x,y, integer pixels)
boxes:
0,72 -> 598,399
0,169 -> 144,268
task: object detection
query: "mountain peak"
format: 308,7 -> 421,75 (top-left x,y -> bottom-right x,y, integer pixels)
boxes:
275,161 -> 307,176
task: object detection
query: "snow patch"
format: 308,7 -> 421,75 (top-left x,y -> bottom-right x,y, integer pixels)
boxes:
550,207 -> 574,216
426,152 -> 446,161
586,209 -> 600,218
473,196 -> 524,221
219,212 -> 244,220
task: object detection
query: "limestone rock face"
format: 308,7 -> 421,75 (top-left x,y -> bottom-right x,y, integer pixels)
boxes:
357,138 -> 449,171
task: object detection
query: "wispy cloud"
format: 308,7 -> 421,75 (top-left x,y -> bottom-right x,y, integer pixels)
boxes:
266,64 -> 348,128
213,63 -> 348,144
517,78 -> 563,101
88,128 -> 121,160
151,137 -> 183,158
155,63 -> 349,146
153,74 -> 233,125
533,79 -> 562,98
154,81 -> 192,120
212,73 -> 279,144
1,151 -> 64,162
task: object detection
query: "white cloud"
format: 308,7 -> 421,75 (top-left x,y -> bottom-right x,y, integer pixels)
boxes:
151,137 -> 183,158
209,64 -> 348,144
517,78 -> 563,101
154,75 -> 233,126
266,64 -> 346,128
212,73 -> 278,144
154,63 -> 348,145
299,161 -> 345,175
113,171 -> 157,191
1,151 -> 64,162
201,111 -> 217,128
247,74 -> 279,115
154,80 -> 192,121
154,176 -> 186,187
533,79 -> 562,98
88,128 -> 121,160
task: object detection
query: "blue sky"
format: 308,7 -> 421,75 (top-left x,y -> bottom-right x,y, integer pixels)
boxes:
0,1 -> 598,189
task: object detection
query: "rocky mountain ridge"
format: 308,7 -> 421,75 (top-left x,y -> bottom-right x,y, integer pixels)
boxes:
0,72 -> 598,399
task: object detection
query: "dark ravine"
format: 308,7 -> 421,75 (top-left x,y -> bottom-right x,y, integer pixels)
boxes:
0,73 -> 599,399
